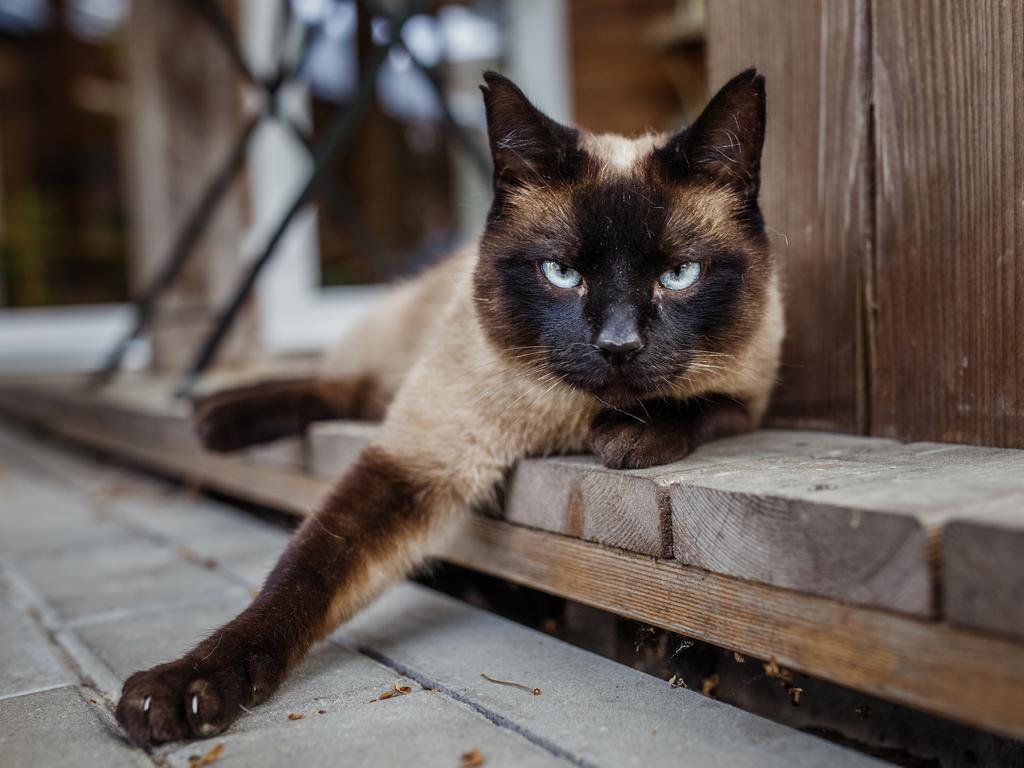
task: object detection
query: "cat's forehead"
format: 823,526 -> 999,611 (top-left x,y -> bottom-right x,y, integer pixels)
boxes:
580,132 -> 666,177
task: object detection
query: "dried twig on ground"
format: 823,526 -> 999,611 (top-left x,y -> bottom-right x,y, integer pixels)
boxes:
188,743 -> 224,767
480,673 -> 540,696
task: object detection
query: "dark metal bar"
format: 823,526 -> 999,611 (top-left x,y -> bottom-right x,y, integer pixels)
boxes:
88,113 -> 261,389
360,0 -> 490,179
402,46 -> 492,181
185,0 -> 258,85
176,32 -> 404,396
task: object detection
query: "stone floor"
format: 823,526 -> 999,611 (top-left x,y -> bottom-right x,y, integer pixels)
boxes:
0,424 -> 885,767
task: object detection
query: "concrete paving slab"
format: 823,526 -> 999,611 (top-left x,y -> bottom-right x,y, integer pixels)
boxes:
338,584 -> 884,768
14,532 -> 243,623
161,687 -> 567,768
0,575 -> 71,699
0,686 -> 149,768
74,593 -> 407,734
106,491 -> 290,563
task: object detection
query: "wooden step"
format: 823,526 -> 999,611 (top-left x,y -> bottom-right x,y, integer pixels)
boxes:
1,374 -> 1023,740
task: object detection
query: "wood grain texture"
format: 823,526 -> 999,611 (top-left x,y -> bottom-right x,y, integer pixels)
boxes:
3,376 -> 1024,738
870,0 -> 1024,447
671,439 -> 1024,615
505,457 -> 670,556
707,0 -> 869,433
569,0 -> 681,134
944,497 -> 1024,639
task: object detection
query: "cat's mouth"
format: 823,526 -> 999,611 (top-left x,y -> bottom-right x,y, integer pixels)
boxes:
549,359 -> 658,405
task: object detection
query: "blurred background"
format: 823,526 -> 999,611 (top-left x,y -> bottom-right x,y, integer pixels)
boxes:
0,0 -> 707,372
1,0 -> 1020,451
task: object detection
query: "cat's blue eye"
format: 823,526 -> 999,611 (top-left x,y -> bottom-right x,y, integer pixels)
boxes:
541,260 -> 582,289
658,262 -> 701,291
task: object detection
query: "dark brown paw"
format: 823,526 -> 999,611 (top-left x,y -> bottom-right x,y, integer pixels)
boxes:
589,411 -> 692,470
116,649 -> 282,746
191,382 -> 316,453
191,391 -> 259,453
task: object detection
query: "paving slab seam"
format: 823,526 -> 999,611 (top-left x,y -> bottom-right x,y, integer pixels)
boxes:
334,633 -> 597,768
2,561 -> 122,696
1,561 -> 165,765
0,682 -> 70,703
62,585 -> 252,631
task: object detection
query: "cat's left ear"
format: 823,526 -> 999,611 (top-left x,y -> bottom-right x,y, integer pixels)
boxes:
480,71 -> 580,197
655,69 -> 766,199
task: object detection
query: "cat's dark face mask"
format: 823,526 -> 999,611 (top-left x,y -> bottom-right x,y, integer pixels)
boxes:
474,70 -> 773,405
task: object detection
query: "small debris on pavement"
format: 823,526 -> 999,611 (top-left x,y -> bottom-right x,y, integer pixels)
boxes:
188,743 -> 224,767
480,673 -> 540,696
667,675 -> 687,689
379,681 -> 414,700
762,656 -> 793,684
701,674 -> 720,697
287,712 -> 303,720
174,544 -> 217,570
459,747 -> 486,767
317,709 -> 327,714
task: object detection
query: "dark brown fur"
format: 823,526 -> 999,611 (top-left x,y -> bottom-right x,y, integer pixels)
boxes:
589,394 -> 753,469
193,376 -> 387,452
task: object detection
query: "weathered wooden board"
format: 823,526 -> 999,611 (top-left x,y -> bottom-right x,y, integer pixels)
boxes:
707,0 -> 869,433
502,431 -> 900,558
870,0 -> 1024,447
0,381 -> 325,517
308,421 -> 378,479
944,497 -> 1024,639
670,440 -> 1024,615
3,377 -> 1024,739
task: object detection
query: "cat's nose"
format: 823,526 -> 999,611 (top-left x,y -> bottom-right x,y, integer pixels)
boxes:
595,306 -> 644,364
596,333 -> 644,364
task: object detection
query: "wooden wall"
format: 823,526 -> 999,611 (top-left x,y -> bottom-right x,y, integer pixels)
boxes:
570,0 -> 682,135
708,0 -> 1023,448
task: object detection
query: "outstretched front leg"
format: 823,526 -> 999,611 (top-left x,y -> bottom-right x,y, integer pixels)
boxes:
116,446 -> 448,745
589,393 -> 753,470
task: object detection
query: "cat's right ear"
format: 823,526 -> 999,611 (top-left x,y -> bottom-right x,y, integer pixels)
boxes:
480,72 -> 579,197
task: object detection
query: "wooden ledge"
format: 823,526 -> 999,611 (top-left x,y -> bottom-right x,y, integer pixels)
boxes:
1,375 -> 1023,739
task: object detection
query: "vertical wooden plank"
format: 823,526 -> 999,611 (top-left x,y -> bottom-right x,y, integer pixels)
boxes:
871,1 -> 1023,447
122,1 -> 257,373
570,0 -> 681,134
707,0 -> 868,433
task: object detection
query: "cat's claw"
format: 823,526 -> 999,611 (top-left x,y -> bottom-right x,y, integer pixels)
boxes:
116,649 -> 281,746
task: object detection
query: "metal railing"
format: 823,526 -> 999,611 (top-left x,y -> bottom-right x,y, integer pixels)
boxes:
90,0 -> 491,396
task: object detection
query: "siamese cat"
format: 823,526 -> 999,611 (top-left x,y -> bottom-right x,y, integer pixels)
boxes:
116,69 -> 782,745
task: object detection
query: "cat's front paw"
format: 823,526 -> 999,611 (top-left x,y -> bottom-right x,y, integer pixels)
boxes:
191,391 -> 259,453
589,411 -> 692,470
116,646 -> 282,746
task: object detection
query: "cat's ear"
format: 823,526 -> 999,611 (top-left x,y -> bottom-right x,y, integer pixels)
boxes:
655,69 -> 766,199
480,71 -> 579,196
